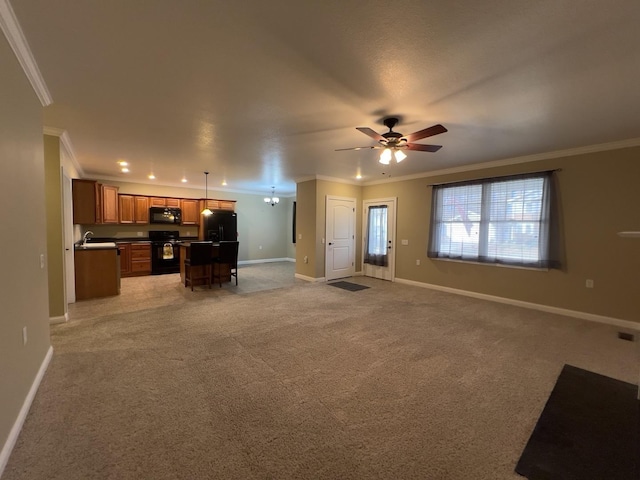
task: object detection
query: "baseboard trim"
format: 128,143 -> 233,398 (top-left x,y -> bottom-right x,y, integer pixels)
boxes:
49,313 -> 68,325
395,278 -> 640,331
238,257 -> 293,265
295,273 -> 326,283
0,345 -> 53,477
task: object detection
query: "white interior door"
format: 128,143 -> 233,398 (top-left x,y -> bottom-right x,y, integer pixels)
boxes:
363,198 -> 396,281
62,169 -> 76,304
325,196 -> 355,281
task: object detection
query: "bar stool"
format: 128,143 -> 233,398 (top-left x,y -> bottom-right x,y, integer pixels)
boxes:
212,241 -> 239,287
184,242 -> 213,290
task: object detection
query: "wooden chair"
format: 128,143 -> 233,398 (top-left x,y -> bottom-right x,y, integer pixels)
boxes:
184,242 -> 213,290
212,241 -> 239,287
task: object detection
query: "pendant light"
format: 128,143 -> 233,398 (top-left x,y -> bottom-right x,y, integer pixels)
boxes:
264,186 -> 280,206
201,171 -> 213,216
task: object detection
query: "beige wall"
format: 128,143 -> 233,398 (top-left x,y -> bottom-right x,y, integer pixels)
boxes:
295,180 -> 362,279
0,36 -> 51,460
295,180 -> 317,278
84,180 -> 292,262
44,135 -> 65,319
363,147 -> 640,323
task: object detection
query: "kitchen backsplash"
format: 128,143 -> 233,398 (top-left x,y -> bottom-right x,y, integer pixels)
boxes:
83,224 -> 198,239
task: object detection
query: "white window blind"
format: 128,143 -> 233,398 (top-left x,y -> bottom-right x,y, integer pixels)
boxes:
428,172 -> 558,268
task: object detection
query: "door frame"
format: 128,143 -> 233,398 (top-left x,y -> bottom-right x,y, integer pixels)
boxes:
62,167 -> 76,305
325,195 -> 356,281
362,197 -> 397,282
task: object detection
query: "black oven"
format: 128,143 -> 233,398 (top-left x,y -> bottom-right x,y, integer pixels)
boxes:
149,207 -> 182,224
149,231 -> 181,274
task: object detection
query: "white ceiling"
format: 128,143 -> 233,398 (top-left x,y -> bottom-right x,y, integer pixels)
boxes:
8,0 -> 640,196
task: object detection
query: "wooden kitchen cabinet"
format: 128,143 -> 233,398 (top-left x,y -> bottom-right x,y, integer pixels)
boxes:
150,197 -> 181,207
118,243 -> 131,276
72,179 -> 119,224
130,243 -> 152,275
119,242 -> 151,277
181,199 -> 200,225
75,247 -> 119,300
119,195 -> 149,224
101,185 -> 119,224
204,199 -> 236,211
134,196 -> 149,223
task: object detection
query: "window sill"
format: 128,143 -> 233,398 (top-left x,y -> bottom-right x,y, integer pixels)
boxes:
430,257 -> 550,271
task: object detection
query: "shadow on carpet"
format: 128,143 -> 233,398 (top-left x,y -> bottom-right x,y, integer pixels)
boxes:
328,281 -> 370,292
515,364 -> 639,480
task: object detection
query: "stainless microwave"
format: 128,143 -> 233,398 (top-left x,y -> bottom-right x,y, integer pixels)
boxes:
149,207 -> 182,224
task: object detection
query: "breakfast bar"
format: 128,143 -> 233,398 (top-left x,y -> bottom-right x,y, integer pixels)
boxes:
179,242 -> 232,286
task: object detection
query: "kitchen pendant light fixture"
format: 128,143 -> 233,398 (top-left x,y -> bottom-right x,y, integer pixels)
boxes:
201,171 -> 213,216
264,186 -> 279,206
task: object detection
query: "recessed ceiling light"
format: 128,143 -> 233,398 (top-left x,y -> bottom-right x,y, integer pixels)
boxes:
356,174 -> 362,180
148,173 -> 156,180
117,160 -> 128,166
222,180 -> 227,186
121,167 -> 129,173
181,177 -> 188,183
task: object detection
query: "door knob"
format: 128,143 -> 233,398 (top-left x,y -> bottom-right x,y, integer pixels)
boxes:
328,242 -> 333,245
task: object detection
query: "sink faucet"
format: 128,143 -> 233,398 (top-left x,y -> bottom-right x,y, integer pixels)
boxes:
82,230 -> 94,245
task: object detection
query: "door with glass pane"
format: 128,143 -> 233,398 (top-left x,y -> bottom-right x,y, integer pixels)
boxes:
363,198 -> 396,281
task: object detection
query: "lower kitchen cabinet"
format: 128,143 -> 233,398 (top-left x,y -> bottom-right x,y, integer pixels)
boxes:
118,242 -> 151,277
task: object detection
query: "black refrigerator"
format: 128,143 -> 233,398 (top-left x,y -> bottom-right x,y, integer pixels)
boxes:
204,211 -> 237,242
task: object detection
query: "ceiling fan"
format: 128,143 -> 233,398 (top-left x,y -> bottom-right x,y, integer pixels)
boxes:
336,117 -> 447,164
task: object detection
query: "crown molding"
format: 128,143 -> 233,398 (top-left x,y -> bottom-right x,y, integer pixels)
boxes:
0,0 -> 52,106
363,137 -> 640,186
294,174 -> 361,187
43,126 -> 84,176
87,175 -> 296,198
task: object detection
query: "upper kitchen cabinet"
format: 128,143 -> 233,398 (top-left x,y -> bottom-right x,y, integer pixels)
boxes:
72,179 -> 119,224
180,199 -> 199,225
101,185 -> 119,224
204,199 -> 236,211
119,195 -> 149,224
150,197 -> 181,207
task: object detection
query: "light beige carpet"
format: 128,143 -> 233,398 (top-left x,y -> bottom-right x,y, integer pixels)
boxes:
4,270 -> 637,479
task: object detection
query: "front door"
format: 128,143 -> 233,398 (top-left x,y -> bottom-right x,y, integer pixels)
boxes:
325,196 -> 355,281
363,198 -> 396,281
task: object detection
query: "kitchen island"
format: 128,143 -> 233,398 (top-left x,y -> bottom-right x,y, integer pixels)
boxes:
179,242 -> 231,286
74,243 -> 120,300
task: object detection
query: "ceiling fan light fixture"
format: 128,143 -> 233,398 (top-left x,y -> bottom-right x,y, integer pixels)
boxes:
394,149 -> 407,162
379,148 -> 392,165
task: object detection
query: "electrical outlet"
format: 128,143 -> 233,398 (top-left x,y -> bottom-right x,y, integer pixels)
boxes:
416,259 -> 420,266
22,326 -> 27,346
259,245 -> 262,250
39,254 -> 45,269
401,239 -> 409,245
137,231 -> 144,237
298,233 -> 302,240
586,279 -> 594,288
304,255 -> 308,264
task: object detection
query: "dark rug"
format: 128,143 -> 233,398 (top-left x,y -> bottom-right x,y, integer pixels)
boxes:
329,281 -> 370,292
515,364 -> 639,480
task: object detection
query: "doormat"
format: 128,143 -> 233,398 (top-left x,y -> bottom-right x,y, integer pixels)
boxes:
515,364 -> 639,480
329,281 -> 370,292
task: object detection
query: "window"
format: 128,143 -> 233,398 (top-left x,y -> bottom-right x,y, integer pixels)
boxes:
428,171 -> 559,269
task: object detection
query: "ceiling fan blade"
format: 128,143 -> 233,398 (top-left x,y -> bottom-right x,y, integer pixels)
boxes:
335,146 -> 379,151
404,124 -> 447,142
356,127 -> 385,142
406,143 -> 442,152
